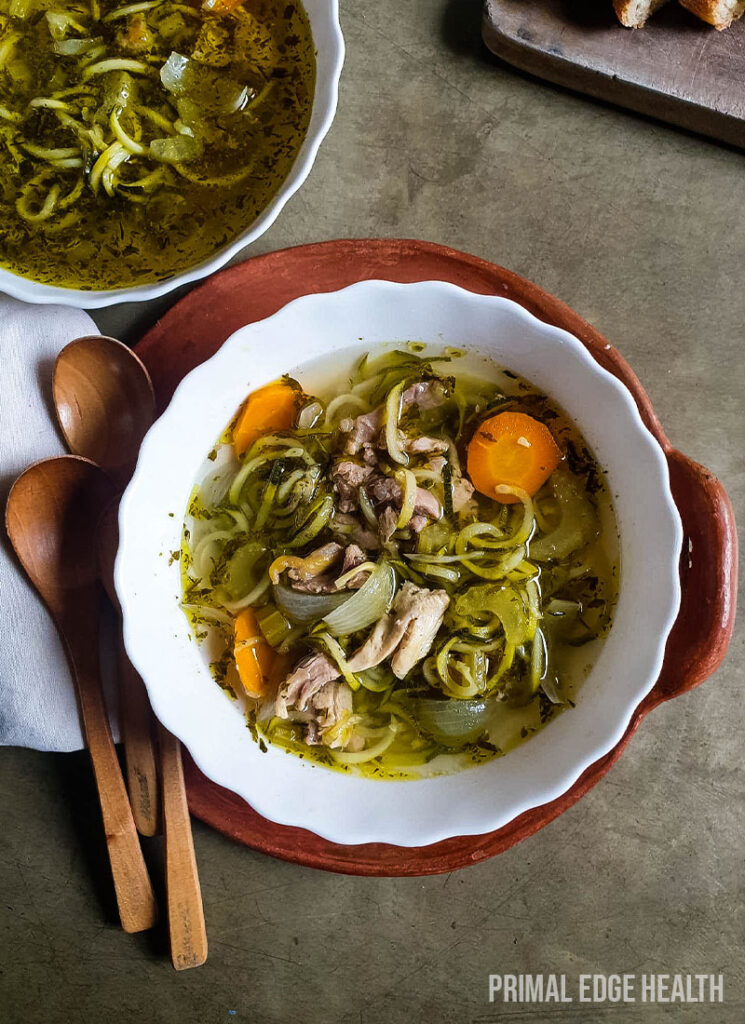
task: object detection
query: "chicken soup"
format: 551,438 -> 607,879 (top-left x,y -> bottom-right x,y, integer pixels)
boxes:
181,345 -> 619,778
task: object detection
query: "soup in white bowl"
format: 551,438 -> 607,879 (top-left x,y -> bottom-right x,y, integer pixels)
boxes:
180,346 -> 619,779
0,0 -> 343,306
116,281 -> 682,846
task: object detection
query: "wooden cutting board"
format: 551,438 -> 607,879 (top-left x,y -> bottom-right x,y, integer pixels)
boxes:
483,0 -> 745,149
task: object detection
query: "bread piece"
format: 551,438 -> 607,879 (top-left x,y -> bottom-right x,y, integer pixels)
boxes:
614,0 -> 670,27
679,0 -> 745,29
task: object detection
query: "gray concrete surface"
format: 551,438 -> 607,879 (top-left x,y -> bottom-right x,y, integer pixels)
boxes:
1,2 -> 743,1022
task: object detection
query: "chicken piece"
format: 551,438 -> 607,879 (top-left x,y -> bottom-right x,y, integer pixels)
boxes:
332,460 -> 375,513
429,455 -> 475,512
302,680 -> 353,748
273,653 -> 353,750
290,542 -> 370,593
341,543 -> 366,573
401,379 -> 447,411
366,474 -> 441,541
403,434 -> 449,455
339,543 -> 370,588
274,652 -> 340,716
366,475 -> 399,506
347,581 -> 449,679
412,487 -> 441,521
366,475 -> 442,523
341,380 -> 447,456
451,475 -> 475,512
341,408 -> 383,455
378,505 -> 398,543
288,575 -> 341,594
391,587 -> 450,678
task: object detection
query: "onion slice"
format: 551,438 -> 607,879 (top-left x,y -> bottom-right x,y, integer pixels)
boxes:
323,560 -> 396,637
403,697 -> 492,748
274,582 -> 350,625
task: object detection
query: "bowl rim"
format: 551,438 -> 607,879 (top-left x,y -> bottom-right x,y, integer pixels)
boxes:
116,279 -> 683,846
0,0 -> 344,308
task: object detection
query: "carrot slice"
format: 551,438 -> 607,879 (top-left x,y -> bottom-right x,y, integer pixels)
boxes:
233,382 -> 299,457
234,608 -> 275,698
466,411 -> 562,504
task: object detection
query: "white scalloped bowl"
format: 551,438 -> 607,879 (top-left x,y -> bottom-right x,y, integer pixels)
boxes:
0,1 -> 343,308
116,281 -> 682,847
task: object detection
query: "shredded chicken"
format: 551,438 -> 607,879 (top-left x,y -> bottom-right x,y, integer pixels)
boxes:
378,505 -> 398,543
341,379 -> 447,456
274,652 -> 340,714
365,475 -> 442,538
366,475 -> 399,506
401,379 -> 447,411
332,460 -> 375,513
288,575 -> 341,594
273,583 -> 450,747
391,586 -> 450,678
341,543 -> 366,574
347,581 -> 449,679
273,653 -> 353,749
339,543 -> 370,588
403,434 -> 449,455
341,408 -> 383,455
301,681 -> 353,748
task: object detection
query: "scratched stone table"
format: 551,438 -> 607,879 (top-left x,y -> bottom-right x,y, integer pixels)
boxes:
1,2 -> 743,1022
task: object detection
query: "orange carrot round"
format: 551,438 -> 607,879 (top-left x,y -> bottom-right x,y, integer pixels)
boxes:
233,382 -> 299,457
234,608 -> 275,698
466,411 -> 562,504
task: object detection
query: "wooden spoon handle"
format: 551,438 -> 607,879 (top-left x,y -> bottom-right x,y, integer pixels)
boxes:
158,722 -> 208,970
63,602 -> 157,933
118,633 -> 160,837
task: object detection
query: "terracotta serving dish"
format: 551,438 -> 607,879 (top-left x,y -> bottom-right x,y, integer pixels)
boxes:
135,238 -> 737,875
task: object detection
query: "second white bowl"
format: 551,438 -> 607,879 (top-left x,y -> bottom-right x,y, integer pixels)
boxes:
0,0 -> 344,308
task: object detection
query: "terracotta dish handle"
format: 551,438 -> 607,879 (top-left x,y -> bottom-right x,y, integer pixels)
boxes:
650,451 -> 738,706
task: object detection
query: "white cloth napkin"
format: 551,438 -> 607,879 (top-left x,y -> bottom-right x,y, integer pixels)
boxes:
0,296 -> 118,751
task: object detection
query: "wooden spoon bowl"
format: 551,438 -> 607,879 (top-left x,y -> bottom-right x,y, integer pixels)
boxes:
53,336 -> 155,490
7,455 -> 114,612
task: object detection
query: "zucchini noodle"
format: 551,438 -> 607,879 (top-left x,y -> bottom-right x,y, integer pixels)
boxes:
82,58 -> 153,79
286,495 -> 334,549
23,143 -> 80,161
110,108 -> 149,156
384,380 -> 409,466
103,0 -> 163,20
16,183 -> 60,222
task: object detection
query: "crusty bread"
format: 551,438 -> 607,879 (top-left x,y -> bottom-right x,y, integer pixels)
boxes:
679,0 -> 745,28
614,0 -> 669,26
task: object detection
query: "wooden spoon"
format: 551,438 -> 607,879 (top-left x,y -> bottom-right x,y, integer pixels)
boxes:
53,335 -> 159,837
98,499 -> 207,970
53,335 -> 155,492
5,456 -> 157,934
97,501 -> 160,837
